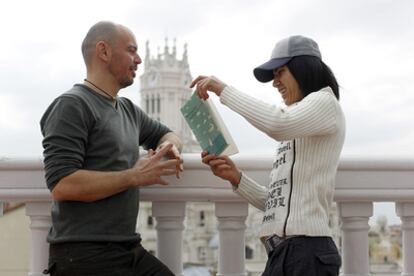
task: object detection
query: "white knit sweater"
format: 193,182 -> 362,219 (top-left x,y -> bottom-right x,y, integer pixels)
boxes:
220,86 -> 345,238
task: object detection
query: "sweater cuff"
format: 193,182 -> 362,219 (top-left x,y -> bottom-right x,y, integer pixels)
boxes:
220,85 -> 239,106
234,171 -> 253,194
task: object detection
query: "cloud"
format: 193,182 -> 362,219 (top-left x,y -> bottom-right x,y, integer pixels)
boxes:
278,0 -> 414,39
0,95 -> 28,131
0,0 -> 414,159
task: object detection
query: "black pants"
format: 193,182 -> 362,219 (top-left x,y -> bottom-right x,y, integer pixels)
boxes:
44,241 -> 174,276
262,236 -> 341,276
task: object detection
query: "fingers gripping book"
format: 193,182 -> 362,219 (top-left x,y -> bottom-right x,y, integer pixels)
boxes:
180,92 -> 238,155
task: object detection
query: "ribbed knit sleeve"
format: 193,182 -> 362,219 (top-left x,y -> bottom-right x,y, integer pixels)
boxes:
220,86 -> 338,141
235,173 -> 267,211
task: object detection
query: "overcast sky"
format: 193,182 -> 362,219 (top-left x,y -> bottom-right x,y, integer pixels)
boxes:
1,0 -> 413,224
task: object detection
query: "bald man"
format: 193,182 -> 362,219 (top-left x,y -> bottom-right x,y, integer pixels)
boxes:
41,21 -> 182,276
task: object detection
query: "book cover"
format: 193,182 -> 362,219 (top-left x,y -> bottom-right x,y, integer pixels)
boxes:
180,92 -> 238,155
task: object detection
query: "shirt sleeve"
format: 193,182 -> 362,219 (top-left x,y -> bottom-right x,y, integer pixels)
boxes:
40,96 -> 89,190
135,106 -> 171,150
220,86 -> 339,141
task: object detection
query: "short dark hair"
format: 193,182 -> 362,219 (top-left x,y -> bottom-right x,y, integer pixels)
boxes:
286,56 -> 340,100
81,21 -> 120,66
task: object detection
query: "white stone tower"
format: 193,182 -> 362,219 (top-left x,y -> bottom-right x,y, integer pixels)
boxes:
139,38 -> 199,153
138,39 -> 216,269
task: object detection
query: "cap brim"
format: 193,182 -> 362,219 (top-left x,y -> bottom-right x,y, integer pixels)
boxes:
253,57 -> 292,83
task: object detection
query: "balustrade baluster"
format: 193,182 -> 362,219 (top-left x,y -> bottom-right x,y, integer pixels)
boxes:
215,202 -> 248,276
338,202 -> 372,276
153,201 -> 186,276
25,202 -> 52,276
396,202 -> 414,276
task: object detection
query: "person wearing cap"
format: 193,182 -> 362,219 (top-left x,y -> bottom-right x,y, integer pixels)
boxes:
191,35 -> 345,275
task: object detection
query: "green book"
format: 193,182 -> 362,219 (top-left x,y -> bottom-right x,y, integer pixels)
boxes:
180,92 -> 238,155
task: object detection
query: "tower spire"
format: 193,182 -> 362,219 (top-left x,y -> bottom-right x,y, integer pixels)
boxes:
139,40 -> 198,153
173,38 -> 177,58
164,37 -> 169,55
145,40 -> 150,68
182,42 -> 188,65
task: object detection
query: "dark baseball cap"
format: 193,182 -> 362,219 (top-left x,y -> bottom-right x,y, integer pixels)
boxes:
253,35 -> 322,83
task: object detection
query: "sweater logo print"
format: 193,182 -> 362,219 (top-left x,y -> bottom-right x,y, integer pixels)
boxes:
263,141 -> 293,224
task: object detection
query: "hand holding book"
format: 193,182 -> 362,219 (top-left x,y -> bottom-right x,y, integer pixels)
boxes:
190,75 -> 226,100
183,75 -> 238,155
201,151 -> 242,187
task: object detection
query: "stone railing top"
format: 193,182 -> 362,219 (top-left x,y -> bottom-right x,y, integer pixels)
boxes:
1,154 -> 414,203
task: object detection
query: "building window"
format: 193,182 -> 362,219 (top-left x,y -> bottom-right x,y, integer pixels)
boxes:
147,215 -> 153,226
146,97 -> 149,113
245,246 -> 253,259
151,96 -> 155,113
157,96 -> 161,113
198,247 -> 206,260
199,211 -> 205,227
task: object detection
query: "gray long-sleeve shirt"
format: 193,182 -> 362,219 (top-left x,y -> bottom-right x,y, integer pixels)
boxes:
40,84 -> 171,243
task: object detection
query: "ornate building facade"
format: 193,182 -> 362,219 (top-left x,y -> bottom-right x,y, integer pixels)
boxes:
138,39 -> 219,269
139,38 -> 199,153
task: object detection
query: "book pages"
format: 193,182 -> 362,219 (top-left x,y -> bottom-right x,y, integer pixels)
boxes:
180,92 -> 238,155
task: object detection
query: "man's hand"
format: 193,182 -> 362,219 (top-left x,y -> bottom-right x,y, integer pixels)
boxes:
190,75 -> 227,100
131,144 -> 183,186
156,132 -> 184,178
156,141 -> 184,178
201,151 -> 241,186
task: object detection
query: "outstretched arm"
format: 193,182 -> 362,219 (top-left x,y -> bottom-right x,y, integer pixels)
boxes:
52,144 -> 182,202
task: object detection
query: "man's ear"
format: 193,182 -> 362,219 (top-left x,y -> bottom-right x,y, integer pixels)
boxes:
96,41 -> 112,63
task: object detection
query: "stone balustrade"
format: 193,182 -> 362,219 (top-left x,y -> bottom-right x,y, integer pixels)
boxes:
1,154 -> 414,276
